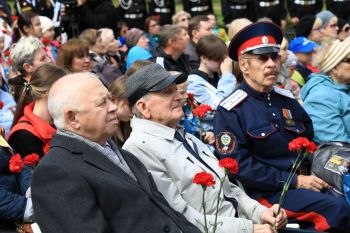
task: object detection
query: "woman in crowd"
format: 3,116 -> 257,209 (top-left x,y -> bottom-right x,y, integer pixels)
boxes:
316,10 -> 339,42
8,64 -> 68,158
13,11 -> 42,43
109,77 -> 133,147
172,11 -> 191,29
337,18 -> 350,41
56,38 -> 92,73
187,35 -> 235,110
9,36 -> 51,102
144,16 -> 160,53
301,38 -> 350,144
79,29 -> 121,87
125,28 -> 153,70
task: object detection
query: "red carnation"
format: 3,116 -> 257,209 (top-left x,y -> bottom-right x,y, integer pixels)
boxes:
24,153 -> 40,166
41,38 -> 51,45
193,104 -> 213,118
219,158 -> 239,175
3,50 -> 10,57
193,171 -> 215,187
306,141 -> 318,154
288,137 -> 317,154
9,154 -> 24,173
0,101 -> 4,109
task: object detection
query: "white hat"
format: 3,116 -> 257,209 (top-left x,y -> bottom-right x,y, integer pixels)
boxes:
39,16 -> 54,33
318,38 -> 350,73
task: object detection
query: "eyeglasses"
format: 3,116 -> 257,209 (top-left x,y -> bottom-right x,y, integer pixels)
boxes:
328,23 -> 338,28
341,57 -> 350,64
180,17 -> 190,22
242,53 -> 281,63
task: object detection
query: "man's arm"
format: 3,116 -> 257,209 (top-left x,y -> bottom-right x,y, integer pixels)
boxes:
32,162 -> 110,233
213,107 -> 297,191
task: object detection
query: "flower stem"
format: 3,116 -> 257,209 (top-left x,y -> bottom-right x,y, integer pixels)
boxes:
202,186 -> 208,233
213,174 -> 227,233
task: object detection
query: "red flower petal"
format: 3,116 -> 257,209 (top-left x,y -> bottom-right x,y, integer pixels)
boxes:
9,154 -> 24,173
219,158 -> 239,174
193,171 -> 215,187
23,153 -> 40,166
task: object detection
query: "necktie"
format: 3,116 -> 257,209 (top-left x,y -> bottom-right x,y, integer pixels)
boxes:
174,131 -> 238,214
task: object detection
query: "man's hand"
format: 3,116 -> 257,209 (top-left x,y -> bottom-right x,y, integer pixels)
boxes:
253,224 -> 277,233
260,204 -> 288,229
203,132 -> 215,144
21,224 -> 33,233
296,175 -> 330,192
77,0 -> 87,6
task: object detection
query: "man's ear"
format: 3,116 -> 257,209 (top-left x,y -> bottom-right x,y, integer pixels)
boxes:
238,57 -> 248,74
136,100 -> 151,119
23,63 -> 34,75
65,109 -> 80,130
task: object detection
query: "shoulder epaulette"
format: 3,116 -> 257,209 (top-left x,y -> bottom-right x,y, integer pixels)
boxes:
220,90 -> 248,111
273,86 -> 295,99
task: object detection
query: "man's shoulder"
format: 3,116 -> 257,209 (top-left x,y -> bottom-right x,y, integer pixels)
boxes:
219,89 -> 249,111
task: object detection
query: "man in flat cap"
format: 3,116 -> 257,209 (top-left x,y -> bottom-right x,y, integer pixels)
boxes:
123,63 -> 288,233
31,72 -> 202,233
213,22 -> 350,232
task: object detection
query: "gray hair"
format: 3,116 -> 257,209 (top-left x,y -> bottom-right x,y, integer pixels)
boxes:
10,36 -> 43,74
158,24 -> 183,48
131,94 -> 150,118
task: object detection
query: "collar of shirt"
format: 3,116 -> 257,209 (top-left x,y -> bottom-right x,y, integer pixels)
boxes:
131,117 -> 182,140
240,81 -> 273,100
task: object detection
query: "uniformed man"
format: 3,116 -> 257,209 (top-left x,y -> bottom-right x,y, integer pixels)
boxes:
254,0 -> 287,28
118,0 -> 148,29
148,0 -> 175,25
15,0 -> 54,18
213,22 -> 350,232
287,0 -> 323,25
183,0 -> 214,17
221,0 -> 255,26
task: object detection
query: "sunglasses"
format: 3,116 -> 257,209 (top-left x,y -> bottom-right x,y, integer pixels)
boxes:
243,53 -> 281,63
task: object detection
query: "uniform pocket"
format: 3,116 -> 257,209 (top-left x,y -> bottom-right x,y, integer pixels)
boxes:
284,121 -> 305,134
247,124 -> 276,139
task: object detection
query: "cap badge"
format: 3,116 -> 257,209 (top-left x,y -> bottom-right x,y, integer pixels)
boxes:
262,36 -> 269,44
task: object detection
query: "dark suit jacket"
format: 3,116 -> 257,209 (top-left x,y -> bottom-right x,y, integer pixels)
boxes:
32,134 -> 201,233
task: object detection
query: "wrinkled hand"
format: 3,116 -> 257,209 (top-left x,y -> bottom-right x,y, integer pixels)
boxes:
21,224 -> 33,233
253,224 -> 277,233
77,0 -> 87,6
220,56 -> 233,75
260,204 -> 288,229
296,175 -> 330,192
203,132 -> 215,145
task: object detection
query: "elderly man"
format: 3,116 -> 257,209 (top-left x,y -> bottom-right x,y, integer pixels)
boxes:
213,22 -> 350,232
123,63 -> 287,233
154,24 -> 191,75
31,73 -> 201,233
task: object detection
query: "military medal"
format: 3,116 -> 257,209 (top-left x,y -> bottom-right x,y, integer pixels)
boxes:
282,108 -> 295,126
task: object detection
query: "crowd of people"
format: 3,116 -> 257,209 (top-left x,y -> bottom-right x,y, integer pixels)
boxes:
0,0 -> 350,233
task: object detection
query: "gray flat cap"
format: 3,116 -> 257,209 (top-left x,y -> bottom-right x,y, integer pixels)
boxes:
126,63 -> 186,105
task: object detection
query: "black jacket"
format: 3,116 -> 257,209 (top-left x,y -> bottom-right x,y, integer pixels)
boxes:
32,134 -> 201,233
153,47 -> 192,75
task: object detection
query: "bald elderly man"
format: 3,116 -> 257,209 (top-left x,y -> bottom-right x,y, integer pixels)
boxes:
31,73 -> 201,233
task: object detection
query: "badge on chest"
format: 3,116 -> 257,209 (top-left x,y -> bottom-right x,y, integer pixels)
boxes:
282,108 -> 296,126
216,132 -> 236,154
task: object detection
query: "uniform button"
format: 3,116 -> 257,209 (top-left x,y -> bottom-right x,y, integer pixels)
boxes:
268,103 -> 272,106
261,133 -> 266,136
297,129 -> 299,133
272,113 -> 276,116
275,124 -> 278,128
163,225 -> 171,232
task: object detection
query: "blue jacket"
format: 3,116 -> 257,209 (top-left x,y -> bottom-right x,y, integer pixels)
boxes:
301,73 -> 350,144
0,146 -> 31,226
214,81 -> 313,199
0,89 -> 16,138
